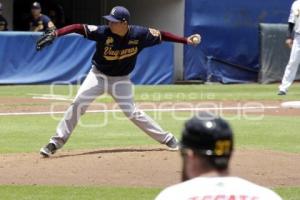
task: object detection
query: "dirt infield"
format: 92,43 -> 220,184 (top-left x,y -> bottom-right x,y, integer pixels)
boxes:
0,148 -> 299,187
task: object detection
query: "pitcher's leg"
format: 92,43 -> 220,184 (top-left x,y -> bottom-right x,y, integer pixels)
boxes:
49,67 -> 106,149
110,79 -> 176,145
279,36 -> 300,93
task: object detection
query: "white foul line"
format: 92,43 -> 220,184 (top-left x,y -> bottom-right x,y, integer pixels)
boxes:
0,106 -> 279,116
30,94 -> 73,101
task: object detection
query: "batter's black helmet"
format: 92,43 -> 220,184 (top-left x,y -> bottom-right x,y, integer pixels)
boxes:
180,112 -> 234,170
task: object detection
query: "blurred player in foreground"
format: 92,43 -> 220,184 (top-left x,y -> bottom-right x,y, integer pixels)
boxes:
278,0 -> 300,95
155,112 -> 282,200
37,6 -> 201,157
0,2 -> 8,31
30,2 -> 55,32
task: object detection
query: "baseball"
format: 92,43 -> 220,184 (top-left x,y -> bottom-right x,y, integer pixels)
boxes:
192,34 -> 201,44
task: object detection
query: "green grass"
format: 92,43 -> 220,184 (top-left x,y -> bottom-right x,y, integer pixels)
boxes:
275,187 -> 300,200
0,113 -> 299,153
230,116 -> 300,153
0,185 -> 298,200
0,185 -> 160,200
0,84 -> 299,102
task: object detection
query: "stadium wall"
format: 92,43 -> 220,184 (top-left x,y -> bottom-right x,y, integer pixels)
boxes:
0,32 -> 174,85
184,0 -> 293,83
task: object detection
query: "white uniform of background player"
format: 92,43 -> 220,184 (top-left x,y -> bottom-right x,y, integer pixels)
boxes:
156,177 -> 282,200
279,0 -> 300,95
155,112 -> 282,200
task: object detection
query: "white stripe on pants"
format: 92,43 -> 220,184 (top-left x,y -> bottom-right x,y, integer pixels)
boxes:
50,66 -> 173,149
279,33 -> 300,92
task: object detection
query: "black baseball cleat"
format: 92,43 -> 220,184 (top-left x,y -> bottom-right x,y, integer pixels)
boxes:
40,143 -> 57,157
278,91 -> 287,96
166,136 -> 179,151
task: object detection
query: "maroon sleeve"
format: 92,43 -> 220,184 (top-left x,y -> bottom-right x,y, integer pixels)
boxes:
55,24 -> 87,37
161,31 -> 188,44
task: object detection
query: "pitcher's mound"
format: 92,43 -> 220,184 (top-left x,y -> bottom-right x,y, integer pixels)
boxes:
0,147 -> 299,187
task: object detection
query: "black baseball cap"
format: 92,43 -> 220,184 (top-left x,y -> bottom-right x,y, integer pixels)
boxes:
181,112 -> 234,158
103,6 -> 130,22
0,2 -> 3,11
32,2 -> 41,9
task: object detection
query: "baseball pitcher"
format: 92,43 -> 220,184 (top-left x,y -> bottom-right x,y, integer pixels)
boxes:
155,112 -> 282,200
37,6 -> 201,157
278,0 -> 300,95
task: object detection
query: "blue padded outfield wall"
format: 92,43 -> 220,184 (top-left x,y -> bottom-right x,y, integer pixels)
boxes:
184,0 -> 292,83
0,32 -> 174,85
0,32 -> 94,84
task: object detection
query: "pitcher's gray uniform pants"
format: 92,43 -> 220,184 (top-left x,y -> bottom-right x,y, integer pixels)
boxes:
279,33 -> 300,93
50,66 -> 173,149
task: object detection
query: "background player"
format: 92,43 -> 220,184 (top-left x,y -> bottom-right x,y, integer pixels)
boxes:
37,6 -> 201,157
30,2 -> 55,32
155,112 -> 282,200
0,2 -> 8,31
278,0 -> 300,95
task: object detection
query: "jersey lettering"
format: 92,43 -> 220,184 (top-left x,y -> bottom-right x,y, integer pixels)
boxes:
188,195 -> 259,200
104,47 -> 138,61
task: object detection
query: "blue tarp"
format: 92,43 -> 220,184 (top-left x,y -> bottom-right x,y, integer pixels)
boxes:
0,32 -> 174,85
184,0 -> 292,83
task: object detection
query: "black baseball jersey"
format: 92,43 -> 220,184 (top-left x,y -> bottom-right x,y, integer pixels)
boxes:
84,25 -> 162,76
30,14 -> 53,32
0,15 -> 8,31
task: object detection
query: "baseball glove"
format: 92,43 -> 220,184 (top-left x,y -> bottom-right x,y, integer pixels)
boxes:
36,29 -> 57,51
